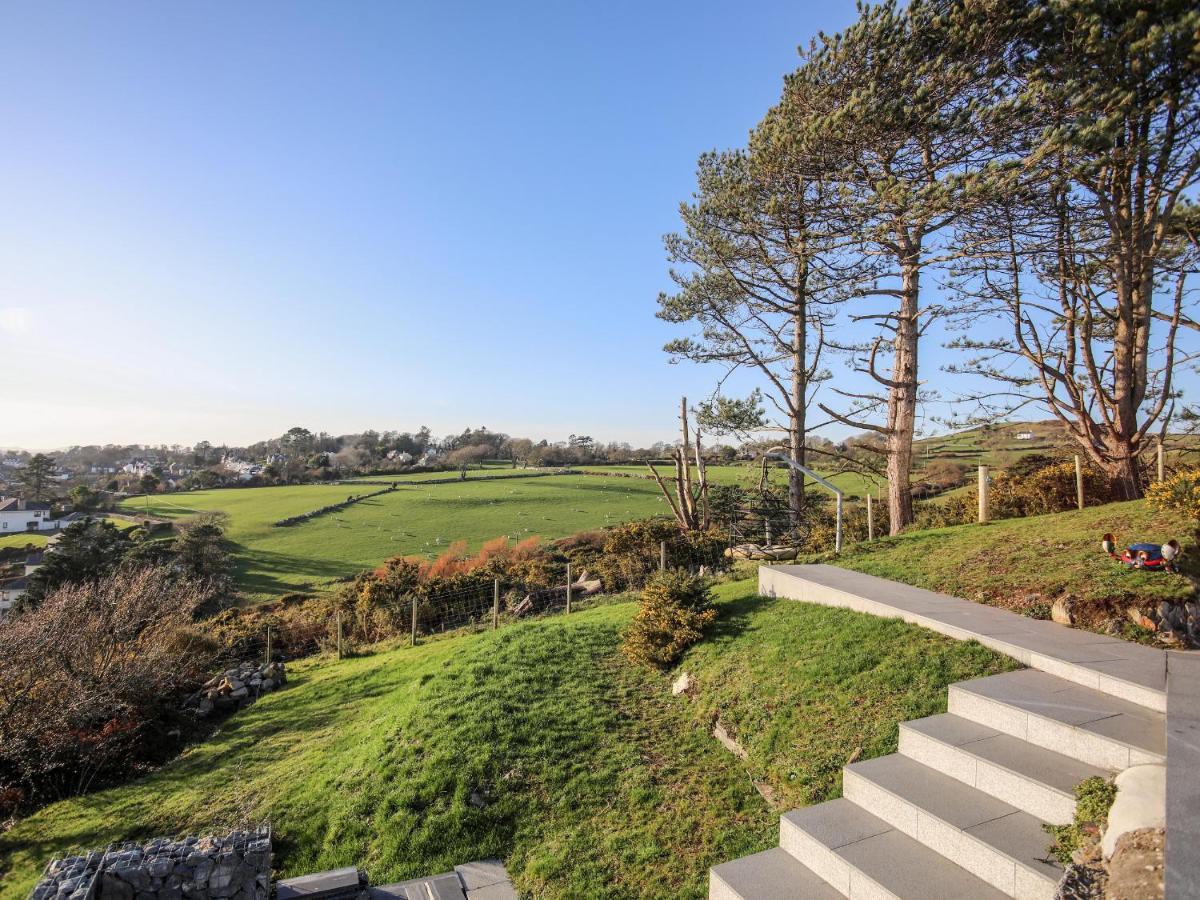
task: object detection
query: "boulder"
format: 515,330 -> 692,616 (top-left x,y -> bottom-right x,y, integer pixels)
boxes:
671,672 -> 695,696
1101,764 -> 1166,859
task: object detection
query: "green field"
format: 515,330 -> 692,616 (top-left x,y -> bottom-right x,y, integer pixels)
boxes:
120,476 -> 671,598
0,578 -> 1012,898
577,464 -> 882,498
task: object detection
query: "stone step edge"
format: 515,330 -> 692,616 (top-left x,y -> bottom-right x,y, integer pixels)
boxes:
841,762 -> 1058,900
897,717 -> 1082,825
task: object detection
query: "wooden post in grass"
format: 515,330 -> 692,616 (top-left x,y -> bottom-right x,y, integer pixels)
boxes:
1075,455 -> 1085,510
977,466 -> 989,524
264,626 -> 272,665
493,579 -> 500,630
410,597 -> 417,647
659,541 -> 667,573
1158,440 -> 1165,482
566,563 -> 572,614
866,493 -> 874,541
336,611 -> 343,660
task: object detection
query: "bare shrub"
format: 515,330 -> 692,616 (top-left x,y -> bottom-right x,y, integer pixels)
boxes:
0,566 -> 216,813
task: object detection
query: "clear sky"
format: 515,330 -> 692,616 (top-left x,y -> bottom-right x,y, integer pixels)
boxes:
3,2 -> 1192,451
0,0 -> 874,449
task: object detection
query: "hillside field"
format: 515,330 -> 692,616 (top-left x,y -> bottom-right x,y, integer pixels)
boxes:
577,464 -> 882,498
119,476 -> 670,599
812,499 -> 1197,629
0,578 -> 1013,899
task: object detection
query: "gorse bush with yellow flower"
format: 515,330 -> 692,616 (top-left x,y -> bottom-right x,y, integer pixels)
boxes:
1147,468 -> 1200,521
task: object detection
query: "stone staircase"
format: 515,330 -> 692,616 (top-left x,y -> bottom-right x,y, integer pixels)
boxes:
710,566 -> 1168,900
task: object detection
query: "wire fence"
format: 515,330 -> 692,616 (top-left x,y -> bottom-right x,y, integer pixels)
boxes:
217,533 -> 732,671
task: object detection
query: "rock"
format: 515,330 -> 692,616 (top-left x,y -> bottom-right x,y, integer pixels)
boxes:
671,672 -> 695,696
1126,606 -> 1157,630
1051,596 -> 1076,626
229,687 -> 249,700
1106,827 -> 1164,900
712,719 -> 748,760
1101,764 -> 1166,859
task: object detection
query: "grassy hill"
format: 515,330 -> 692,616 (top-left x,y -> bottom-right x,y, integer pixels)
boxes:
119,476 -> 670,599
814,499 -> 1197,631
578,464 -> 881,498
0,579 -> 1013,899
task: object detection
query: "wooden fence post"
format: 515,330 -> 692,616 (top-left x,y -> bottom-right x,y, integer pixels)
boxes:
265,625 -> 271,665
1075,455 -> 1085,510
1158,440 -> 1166,482
493,578 -> 500,630
978,466 -> 989,524
866,493 -> 874,542
566,563 -> 572,614
410,597 -> 417,647
659,540 -> 667,573
336,610 -> 343,660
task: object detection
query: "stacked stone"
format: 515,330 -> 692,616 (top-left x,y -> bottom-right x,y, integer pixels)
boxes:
186,661 -> 286,717
30,851 -> 104,900
31,829 -> 271,900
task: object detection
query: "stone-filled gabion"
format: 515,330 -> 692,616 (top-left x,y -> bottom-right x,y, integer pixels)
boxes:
31,827 -> 271,900
30,850 -> 104,900
185,661 -> 287,718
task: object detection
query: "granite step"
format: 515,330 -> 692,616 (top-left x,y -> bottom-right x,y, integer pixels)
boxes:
899,713 -> 1108,824
709,847 -> 843,900
779,798 -> 1009,899
842,755 -> 1062,900
948,669 -> 1166,770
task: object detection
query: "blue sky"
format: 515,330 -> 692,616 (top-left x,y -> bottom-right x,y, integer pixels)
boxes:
0,1 -> 874,448
4,2 -> 1189,451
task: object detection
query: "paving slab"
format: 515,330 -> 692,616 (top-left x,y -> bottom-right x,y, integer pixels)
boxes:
761,564 -> 1167,710
1166,651 -> 1200,900
709,848 -> 842,900
277,868 -> 361,900
835,828 -> 1010,899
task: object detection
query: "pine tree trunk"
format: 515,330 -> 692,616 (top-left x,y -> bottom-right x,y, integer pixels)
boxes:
789,307 -> 806,526
886,260 -> 920,534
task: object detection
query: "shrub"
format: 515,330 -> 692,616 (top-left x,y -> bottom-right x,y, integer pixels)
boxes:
1147,468 -> 1200,521
0,567 -> 217,815
1045,776 -> 1118,865
622,570 -> 716,668
593,519 -> 727,591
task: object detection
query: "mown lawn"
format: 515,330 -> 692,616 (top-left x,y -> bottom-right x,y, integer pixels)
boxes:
0,533 -> 47,550
817,499 -> 1197,627
120,477 -> 670,599
0,579 -> 1013,899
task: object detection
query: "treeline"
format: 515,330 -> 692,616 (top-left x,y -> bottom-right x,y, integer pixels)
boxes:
660,0 -> 1198,534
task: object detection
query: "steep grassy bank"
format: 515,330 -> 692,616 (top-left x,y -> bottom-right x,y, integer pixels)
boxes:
815,499 -> 1196,630
0,580 -> 1013,899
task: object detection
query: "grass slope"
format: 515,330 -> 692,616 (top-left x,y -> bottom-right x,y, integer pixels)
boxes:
817,499 -> 1197,628
0,579 -> 1012,899
119,476 -> 669,599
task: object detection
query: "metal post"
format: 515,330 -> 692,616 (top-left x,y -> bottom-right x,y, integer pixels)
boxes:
493,578 -> 500,630
1158,440 -> 1165,482
566,563 -> 572,614
866,493 -> 874,542
410,597 -> 417,647
336,610 -> 342,660
659,540 -> 667,573
1075,455 -> 1085,510
978,466 -> 989,524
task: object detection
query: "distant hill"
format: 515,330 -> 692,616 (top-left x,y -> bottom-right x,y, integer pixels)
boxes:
912,420 -> 1075,470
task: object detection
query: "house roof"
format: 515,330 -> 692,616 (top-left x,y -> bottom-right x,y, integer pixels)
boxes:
0,576 -> 28,592
0,498 -> 50,512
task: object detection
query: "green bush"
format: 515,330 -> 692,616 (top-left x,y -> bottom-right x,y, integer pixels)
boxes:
622,570 -> 716,668
1045,776 -> 1117,865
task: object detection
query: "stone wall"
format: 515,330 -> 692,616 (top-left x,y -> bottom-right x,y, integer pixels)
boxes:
31,828 -> 271,900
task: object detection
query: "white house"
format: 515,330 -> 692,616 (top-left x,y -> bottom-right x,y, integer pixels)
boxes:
1015,431 -> 1035,440
0,498 -> 64,533
0,576 -> 27,615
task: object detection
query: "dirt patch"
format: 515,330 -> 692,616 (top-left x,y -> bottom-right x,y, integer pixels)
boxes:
1106,827 -> 1164,900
